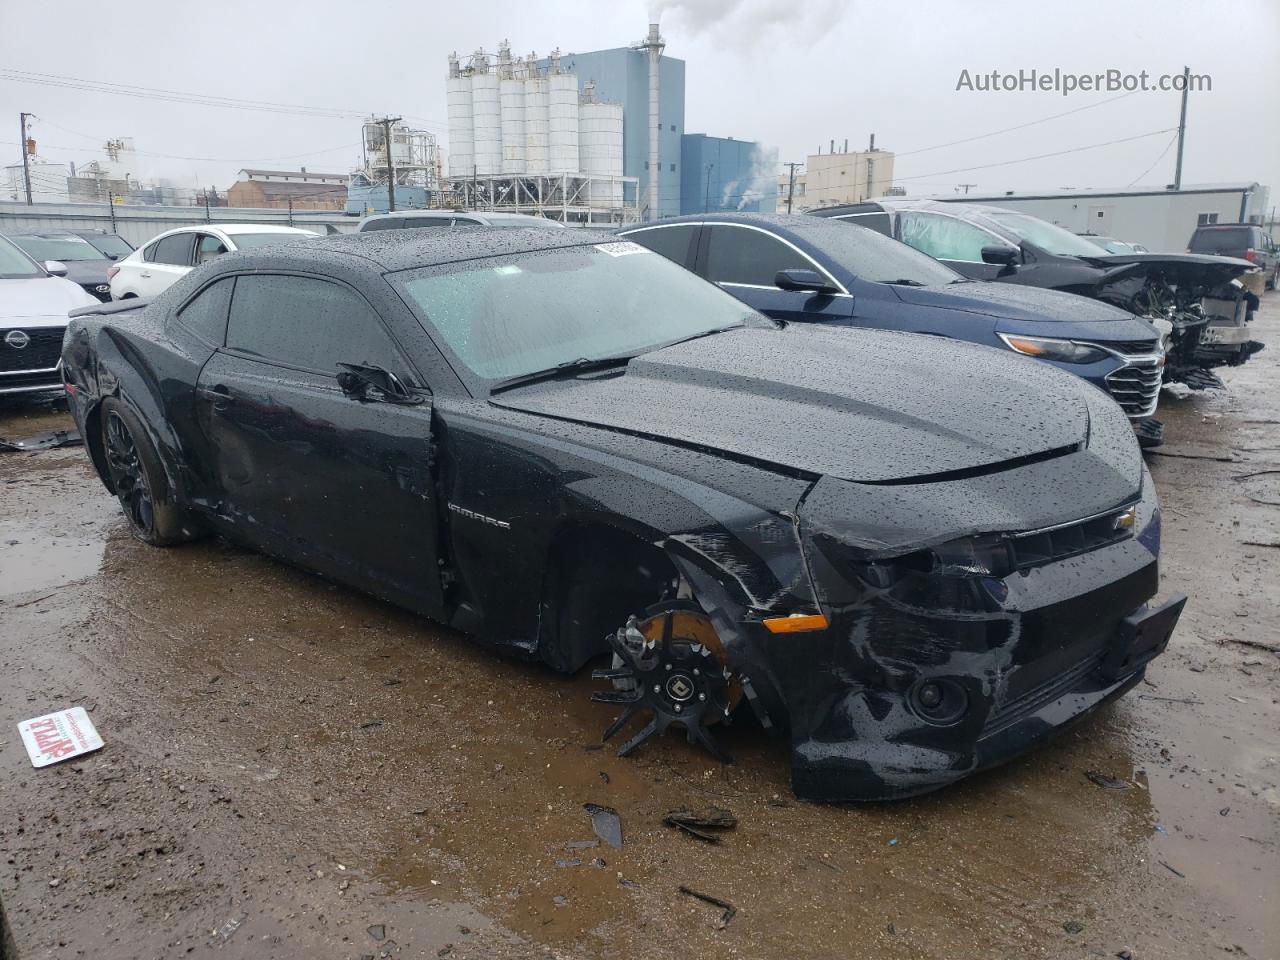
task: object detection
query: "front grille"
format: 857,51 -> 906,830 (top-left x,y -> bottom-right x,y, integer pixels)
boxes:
0,368 -> 62,393
1104,360 -> 1162,417
1008,506 -> 1134,573
982,650 -> 1105,737
0,327 -> 64,373
1098,338 -> 1160,356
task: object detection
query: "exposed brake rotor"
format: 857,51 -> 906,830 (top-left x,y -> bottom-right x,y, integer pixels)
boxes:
591,601 -> 740,764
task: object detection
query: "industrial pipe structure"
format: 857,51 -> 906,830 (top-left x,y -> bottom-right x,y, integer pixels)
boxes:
641,22 -> 663,221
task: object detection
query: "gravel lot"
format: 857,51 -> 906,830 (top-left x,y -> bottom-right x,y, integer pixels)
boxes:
1,293 -> 1276,960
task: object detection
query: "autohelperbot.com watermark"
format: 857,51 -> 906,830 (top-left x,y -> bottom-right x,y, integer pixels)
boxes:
956,68 -> 1211,96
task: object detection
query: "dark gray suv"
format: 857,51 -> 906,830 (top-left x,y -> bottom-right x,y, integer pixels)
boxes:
1188,223 -> 1277,289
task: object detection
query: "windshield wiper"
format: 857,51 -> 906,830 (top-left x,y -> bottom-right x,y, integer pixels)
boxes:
882,278 -> 928,287
489,353 -> 637,394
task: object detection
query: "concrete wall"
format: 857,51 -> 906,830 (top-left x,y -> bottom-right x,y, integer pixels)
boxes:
552,48 -> 685,219
937,185 -> 1272,253
680,135 -> 776,214
0,200 -> 356,247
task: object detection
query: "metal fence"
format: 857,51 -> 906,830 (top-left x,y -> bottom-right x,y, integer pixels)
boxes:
0,200 -> 359,248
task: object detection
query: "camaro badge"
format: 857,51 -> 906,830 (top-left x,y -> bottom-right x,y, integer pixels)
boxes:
447,502 -> 511,530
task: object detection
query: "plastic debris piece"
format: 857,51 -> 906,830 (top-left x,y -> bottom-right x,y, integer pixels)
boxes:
678,885 -> 736,928
584,803 -> 623,849
663,807 -> 737,843
1085,770 -> 1130,790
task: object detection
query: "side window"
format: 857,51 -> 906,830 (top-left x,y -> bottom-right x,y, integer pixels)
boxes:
703,225 -> 809,286
174,278 -> 234,345
626,225 -> 698,269
225,275 -> 403,374
451,218 -> 480,226
360,219 -> 394,232
143,242 -> 159,263
152,233 -> 194,266
195,234 -> 228,264
898,212 -> 1001,262
405,217 -> 455,228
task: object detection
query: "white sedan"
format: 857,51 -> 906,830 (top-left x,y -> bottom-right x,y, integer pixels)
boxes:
108,224 -> 316,300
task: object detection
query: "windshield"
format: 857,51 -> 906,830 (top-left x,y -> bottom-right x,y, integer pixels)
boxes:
806,221 -> 962,286
82,234 -> 134,257
10,235 -> 107,262
395,241 -> 756,383
0,236 -> 45,278
983,211 -> 1106,257
228,232 -> 314,251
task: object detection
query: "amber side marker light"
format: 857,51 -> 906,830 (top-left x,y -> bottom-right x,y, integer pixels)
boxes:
762,614 -> 830,634
1003,336 -> 1046,356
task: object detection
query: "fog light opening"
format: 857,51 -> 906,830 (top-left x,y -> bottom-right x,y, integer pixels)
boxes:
908,677 -> 968,726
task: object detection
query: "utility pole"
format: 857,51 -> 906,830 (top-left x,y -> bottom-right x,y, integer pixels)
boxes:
287,196 -> 294,226
957,183 -> 977,194
18,112 -> 34,205
784,162 -> 802,214
377,116 -> 402,212
1172,66 -> 1190,190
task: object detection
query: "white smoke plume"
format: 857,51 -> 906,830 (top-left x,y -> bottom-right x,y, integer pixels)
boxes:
650,0 -> 845,40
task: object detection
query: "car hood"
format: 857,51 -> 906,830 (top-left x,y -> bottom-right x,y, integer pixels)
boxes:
1,275 -> 100,327
59,260 -> 112,287
491,326 -> 1092,484
889,280 -> 1137,323
1078,252 -> 1259,289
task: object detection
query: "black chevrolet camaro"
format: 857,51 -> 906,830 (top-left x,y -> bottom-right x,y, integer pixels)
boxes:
61,228 -> 1185,801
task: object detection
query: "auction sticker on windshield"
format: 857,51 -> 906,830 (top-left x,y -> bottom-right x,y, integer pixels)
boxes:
18,707 -> 104,768
593,241 -> 648,257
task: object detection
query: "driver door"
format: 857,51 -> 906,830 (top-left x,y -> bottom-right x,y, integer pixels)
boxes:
194,272 -> 442,615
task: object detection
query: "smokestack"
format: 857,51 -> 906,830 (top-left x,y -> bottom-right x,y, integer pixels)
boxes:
869,133 -> 876,151
843,138 -> 848,153
830,139 -> 835,154
645,22 -> 664,221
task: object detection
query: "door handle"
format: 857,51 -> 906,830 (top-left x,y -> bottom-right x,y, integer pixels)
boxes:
196,385 -> 236,410
139,271 -> 151,278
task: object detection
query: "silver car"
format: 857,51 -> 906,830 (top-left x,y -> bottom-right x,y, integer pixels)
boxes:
0,236 -> 99,397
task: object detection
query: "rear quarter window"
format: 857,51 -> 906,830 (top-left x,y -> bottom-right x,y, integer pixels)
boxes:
173,278 -> 235,346
1190,227 -> 1252,251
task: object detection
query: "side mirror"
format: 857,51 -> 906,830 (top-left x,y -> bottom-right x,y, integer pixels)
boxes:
44,260 -> 69,277
105,253 -> 120,261
775,268 -> 838,294
336,362 -> 424,405
980,245 -> 1019,267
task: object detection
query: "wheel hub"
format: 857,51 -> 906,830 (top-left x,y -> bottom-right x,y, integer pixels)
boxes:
591,603 -> 737,763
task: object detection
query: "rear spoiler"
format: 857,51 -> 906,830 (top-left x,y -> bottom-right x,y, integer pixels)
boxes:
68,298 -> 150,319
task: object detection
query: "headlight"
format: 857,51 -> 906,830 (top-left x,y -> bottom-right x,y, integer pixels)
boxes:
998,333 -> 1109,364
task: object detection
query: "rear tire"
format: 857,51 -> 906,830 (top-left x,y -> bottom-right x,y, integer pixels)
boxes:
100,396 -> 204,546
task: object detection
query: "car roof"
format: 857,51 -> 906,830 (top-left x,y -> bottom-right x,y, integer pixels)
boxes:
9,231 -> 96,239
361,210 -> 559,225
286,226 -> 621,271
626,211 -> 862,246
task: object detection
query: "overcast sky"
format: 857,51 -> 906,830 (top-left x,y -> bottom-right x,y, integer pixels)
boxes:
2,0 -> 1276,204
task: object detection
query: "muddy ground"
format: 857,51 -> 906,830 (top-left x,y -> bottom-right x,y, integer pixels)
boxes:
1,297 -> 1277,960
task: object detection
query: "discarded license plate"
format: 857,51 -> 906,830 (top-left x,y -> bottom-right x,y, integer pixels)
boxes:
17,707 -> 103,768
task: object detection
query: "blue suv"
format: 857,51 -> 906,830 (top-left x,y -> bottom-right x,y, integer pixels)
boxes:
621,213 -> 1164,440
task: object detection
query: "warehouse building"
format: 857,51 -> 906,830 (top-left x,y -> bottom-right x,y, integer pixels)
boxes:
937,182 -> 1272,253
680,134 -> 776,214
226,169 -> 348,210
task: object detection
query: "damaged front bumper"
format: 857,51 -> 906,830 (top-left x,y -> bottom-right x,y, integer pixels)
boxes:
697,431 -> 1179,801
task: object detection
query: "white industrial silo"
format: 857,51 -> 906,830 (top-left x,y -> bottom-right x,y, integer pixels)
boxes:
499,71 -> 526,174
579,83 -> 624,204
470,51 -> 501,176
445,52 -> 473,179
524,53 -> 550,176
547,51 -> 579,175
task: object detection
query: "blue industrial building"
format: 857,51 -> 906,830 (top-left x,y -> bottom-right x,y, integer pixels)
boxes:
550,47 -> 686,219
680,134 -> 777,215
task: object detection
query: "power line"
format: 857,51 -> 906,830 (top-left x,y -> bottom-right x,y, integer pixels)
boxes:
895,91 -> 1140,159
893,128 -> 1177,185
0,68 -> 429,126
2,137 -> 360,165
1127,132 -> 1180,187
